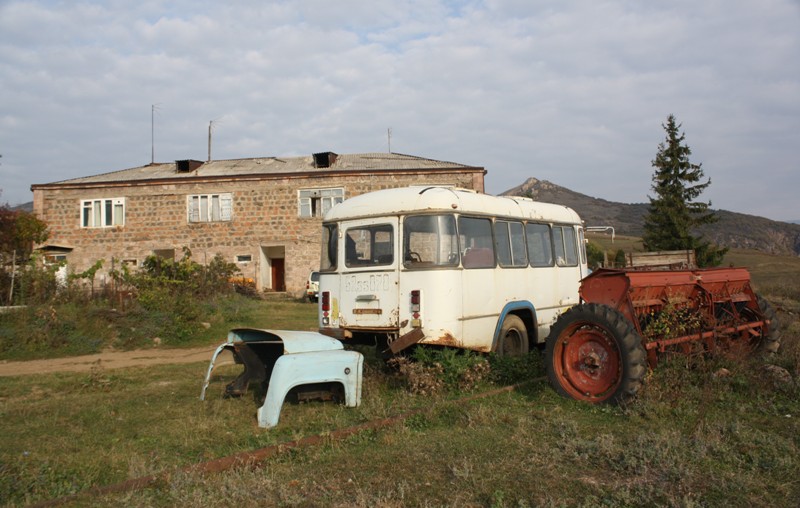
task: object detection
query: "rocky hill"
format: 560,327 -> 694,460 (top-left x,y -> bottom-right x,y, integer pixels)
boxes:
501,178 -> 800,257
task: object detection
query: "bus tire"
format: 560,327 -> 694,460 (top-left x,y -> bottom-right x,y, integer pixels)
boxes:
545,303 -> 646,404
496,314 -> 529,356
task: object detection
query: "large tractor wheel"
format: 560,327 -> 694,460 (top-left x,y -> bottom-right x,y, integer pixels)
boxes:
546,303 -> 647,403
496,314 -> 529,356
755,294 -> 781,354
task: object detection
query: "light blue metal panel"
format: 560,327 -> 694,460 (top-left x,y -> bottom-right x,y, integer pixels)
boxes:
199,343 -> 234,401
228,328 -> 344,354
257,349 -> 363,428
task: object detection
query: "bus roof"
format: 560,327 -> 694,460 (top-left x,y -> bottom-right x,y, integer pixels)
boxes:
324,186 -> 583,224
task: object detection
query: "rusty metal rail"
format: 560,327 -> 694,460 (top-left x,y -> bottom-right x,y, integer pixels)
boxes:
30,378 -> 543,507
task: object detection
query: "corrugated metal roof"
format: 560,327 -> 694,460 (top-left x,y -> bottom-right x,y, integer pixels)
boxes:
41,152 -> 477,186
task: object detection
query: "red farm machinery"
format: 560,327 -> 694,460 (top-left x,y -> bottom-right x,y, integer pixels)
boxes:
545,267 -> 780,403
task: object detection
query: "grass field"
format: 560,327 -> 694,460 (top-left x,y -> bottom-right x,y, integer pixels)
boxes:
1,248 -> 799,507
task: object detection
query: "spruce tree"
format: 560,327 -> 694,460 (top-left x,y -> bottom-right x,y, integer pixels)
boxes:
642,115 -> 727,267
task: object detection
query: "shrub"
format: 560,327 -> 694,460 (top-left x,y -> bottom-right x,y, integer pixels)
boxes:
488,352 -> 545,385
390,347 -> 491,395
586,241 -> 605,269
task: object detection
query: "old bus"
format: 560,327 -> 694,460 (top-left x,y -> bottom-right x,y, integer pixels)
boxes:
317,186 -> 588,356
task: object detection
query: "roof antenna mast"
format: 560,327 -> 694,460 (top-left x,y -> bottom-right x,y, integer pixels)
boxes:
387,127 -> 392,153
208,118 -> 221,162
151,104 -> 161,164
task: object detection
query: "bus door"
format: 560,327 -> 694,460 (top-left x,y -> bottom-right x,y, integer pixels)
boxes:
401,214 -> 463,347
526,223 -> 561,341
458,216 -> 498,350
337,218 -> 400,329
552,224 -> 582,310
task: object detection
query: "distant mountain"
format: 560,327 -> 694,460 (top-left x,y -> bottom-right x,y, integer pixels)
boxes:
501,178 -> 800,257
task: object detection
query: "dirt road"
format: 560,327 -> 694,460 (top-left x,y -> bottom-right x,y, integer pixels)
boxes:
0,345 -> 221,377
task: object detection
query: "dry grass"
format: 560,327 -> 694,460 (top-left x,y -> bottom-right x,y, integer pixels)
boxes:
1,247 -> 799,506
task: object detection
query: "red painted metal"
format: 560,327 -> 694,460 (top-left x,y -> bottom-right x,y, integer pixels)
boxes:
579,267 -> 769,368
551,320 -> 622,402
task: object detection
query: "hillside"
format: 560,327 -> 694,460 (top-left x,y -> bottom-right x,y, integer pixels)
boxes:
501,178 -> 800,256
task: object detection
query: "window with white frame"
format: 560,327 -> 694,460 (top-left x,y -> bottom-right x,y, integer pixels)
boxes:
81,198 -> 125,228
298,188 -> 344,218
188,193 -> 232,223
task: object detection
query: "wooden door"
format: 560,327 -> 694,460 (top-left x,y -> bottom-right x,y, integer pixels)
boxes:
271,258 -> 285,291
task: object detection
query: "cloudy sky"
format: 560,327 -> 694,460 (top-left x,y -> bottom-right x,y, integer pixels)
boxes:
1,0 -> 798,221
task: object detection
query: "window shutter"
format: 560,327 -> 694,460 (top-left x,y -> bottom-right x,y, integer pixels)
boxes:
220,194 -> 232,221
113,201 -> 124,225
189,196 -> 200,222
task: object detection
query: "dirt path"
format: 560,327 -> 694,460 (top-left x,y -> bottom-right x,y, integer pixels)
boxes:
0,345 -> 221,377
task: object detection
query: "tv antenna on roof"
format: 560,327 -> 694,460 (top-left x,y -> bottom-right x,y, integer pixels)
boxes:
151,104 -> 161,164
208,117 -> 223,162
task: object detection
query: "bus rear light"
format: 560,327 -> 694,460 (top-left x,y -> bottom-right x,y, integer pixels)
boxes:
321,291 -> 330,313
410,290 -> 421,318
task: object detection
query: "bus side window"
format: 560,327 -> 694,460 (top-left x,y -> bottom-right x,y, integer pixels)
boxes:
459,216 -> 495,268
563,227 -> 578,265
494,221 -> 512,266
553,225 -> 578,266
321,224 -> 338,270
404,215 -> 458,267
526,223 -> 553,267
553,227 -> 566,266
495,221 -> 527,267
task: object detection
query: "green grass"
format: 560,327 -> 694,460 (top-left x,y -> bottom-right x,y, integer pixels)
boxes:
0,295 -> 319,361
1,247 -> 799,506
723,248 -> 800,291
1,347 -> 797,507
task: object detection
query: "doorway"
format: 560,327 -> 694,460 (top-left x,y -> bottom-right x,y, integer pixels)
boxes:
259,246 -> 286,292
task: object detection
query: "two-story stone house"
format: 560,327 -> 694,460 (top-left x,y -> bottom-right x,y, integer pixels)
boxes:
31,152 -> 486,296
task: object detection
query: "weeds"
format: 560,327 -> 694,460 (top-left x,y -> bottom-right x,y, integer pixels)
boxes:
1,249 -> 798,505
0,249 -> 270,359
388,347 -> 494,395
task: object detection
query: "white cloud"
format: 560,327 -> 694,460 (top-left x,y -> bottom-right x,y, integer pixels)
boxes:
0,0 -> 798,221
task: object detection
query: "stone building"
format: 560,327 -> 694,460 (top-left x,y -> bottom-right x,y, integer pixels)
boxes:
31,152 -> 486,296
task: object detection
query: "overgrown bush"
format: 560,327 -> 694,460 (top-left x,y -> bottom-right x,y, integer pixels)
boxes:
586,241 -> 605,269
390,347 -> 491,395
389,347 -> 547,395
641,301 -> 704,341
488,351 -> 545,385
2,253 -> 62,306
0,249 -> 245,358
112,248 -> 239,299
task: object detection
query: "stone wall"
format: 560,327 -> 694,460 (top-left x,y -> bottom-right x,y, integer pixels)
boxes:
34,171 -> 481,297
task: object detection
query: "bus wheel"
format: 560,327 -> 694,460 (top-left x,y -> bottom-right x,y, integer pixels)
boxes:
497,315 -> 529,356
545,304 -> 647,403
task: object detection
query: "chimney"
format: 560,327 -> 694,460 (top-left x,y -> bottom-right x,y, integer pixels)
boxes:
176,160 -> 204,172
312,152 -> 338,168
